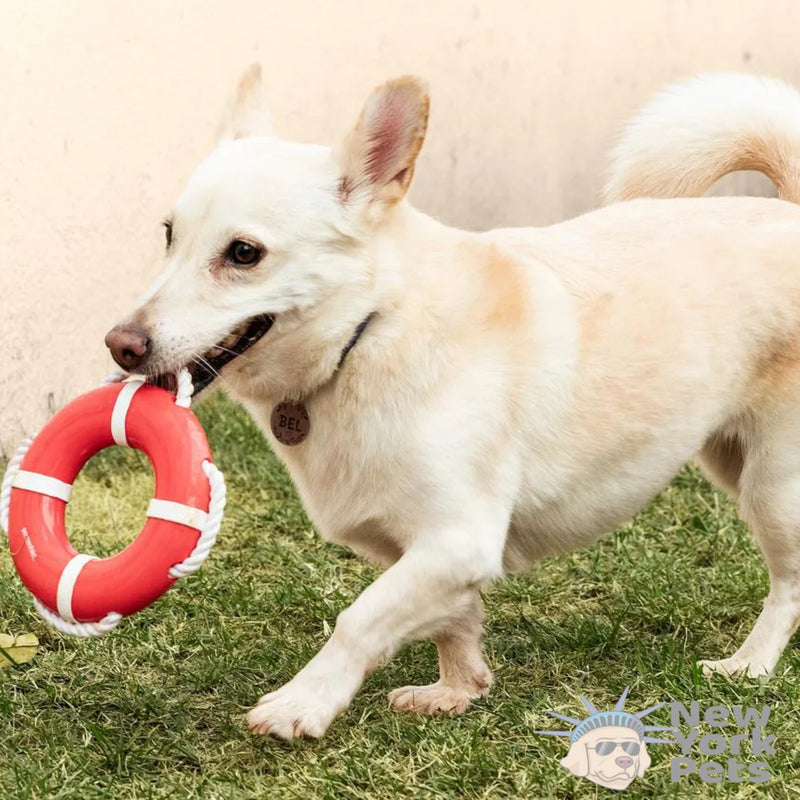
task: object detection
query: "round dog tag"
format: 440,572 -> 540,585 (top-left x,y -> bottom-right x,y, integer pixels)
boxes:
270,401 -> 310,445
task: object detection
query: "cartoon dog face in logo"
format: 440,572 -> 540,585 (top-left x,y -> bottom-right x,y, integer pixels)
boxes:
561,723 -> 650,790
538,687 -> 674,791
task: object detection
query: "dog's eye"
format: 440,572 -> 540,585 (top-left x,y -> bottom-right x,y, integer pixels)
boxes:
226,240 -> 263,267
163,221 -> 173,248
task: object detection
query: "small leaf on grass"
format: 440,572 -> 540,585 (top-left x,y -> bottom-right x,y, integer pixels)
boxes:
0,633 -> 39,667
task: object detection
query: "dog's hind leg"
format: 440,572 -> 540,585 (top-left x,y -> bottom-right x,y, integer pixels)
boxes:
388,592 -> 492,715
699,411 -> 800,678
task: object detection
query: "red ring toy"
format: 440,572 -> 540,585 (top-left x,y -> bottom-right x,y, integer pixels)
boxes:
4,379 -> 221,630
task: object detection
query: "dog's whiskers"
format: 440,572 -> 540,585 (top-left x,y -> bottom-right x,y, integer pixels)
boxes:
191,355 -> 224,380
209,343 -> 256,363
192,353 -> 221,378
189,353 -> 236,392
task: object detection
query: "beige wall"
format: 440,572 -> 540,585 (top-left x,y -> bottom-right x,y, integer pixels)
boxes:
1,0 -> 798,452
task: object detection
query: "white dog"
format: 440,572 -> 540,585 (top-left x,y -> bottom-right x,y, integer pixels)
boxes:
106,68 -> 800,739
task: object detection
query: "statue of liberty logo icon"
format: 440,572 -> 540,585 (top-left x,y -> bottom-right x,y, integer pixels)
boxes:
537,687 -> 675,790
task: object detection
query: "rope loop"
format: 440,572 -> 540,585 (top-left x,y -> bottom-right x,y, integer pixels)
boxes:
0,436 -> 32,537
34,600 -> 123,638
168,460 -> 226,578
103,368 -> 195,407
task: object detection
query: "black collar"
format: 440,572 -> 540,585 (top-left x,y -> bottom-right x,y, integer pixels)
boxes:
336,312 -> 376,370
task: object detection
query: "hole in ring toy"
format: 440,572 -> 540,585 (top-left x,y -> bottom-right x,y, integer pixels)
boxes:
0,369 -> 226,637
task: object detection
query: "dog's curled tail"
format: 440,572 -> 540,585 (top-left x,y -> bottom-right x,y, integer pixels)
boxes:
604,73 -> 800,205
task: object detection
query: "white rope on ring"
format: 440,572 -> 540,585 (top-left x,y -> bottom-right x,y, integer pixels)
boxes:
174,369 -> 194,408
33,600 -> 123,638
168,460 -> 226,578
102,368 -> 194,408
1,367 -> 222,636
0,436 -> 32,537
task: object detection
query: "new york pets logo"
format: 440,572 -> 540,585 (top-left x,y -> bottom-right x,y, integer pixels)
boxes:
537,688 -> 774,790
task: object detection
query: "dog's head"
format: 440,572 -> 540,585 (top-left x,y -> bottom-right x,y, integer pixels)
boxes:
105,65 -> 429,397
560,725 -> 651,790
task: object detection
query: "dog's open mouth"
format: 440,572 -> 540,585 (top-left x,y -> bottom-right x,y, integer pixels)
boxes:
151,313 -> 275,395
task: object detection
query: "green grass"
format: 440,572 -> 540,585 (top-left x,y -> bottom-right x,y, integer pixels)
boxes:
1,394 -> 799,798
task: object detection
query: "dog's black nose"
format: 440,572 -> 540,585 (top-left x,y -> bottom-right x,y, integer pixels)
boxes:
105,325 -> 151,371
615,756 -> 634,769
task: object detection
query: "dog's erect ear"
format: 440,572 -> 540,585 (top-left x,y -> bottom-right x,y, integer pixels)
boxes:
560,742 -> 589,777
217,63 -> 272,142
336,76 -> 429,209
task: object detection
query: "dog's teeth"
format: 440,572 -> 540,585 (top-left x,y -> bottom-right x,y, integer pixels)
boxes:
221,333 -> 240,348
207,346 -> 223,357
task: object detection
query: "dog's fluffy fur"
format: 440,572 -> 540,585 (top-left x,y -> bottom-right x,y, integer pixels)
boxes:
110,69 -> 800,739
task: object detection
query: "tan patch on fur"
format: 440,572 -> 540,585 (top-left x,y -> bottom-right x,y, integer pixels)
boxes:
754,332 -> 800,396
476,246 -> 529,332
464,246 -> 532,492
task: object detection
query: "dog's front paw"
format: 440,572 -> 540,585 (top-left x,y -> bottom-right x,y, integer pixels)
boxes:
698,656 -> 770,679
247,680 -> 344,740
388,679 -> 489,716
